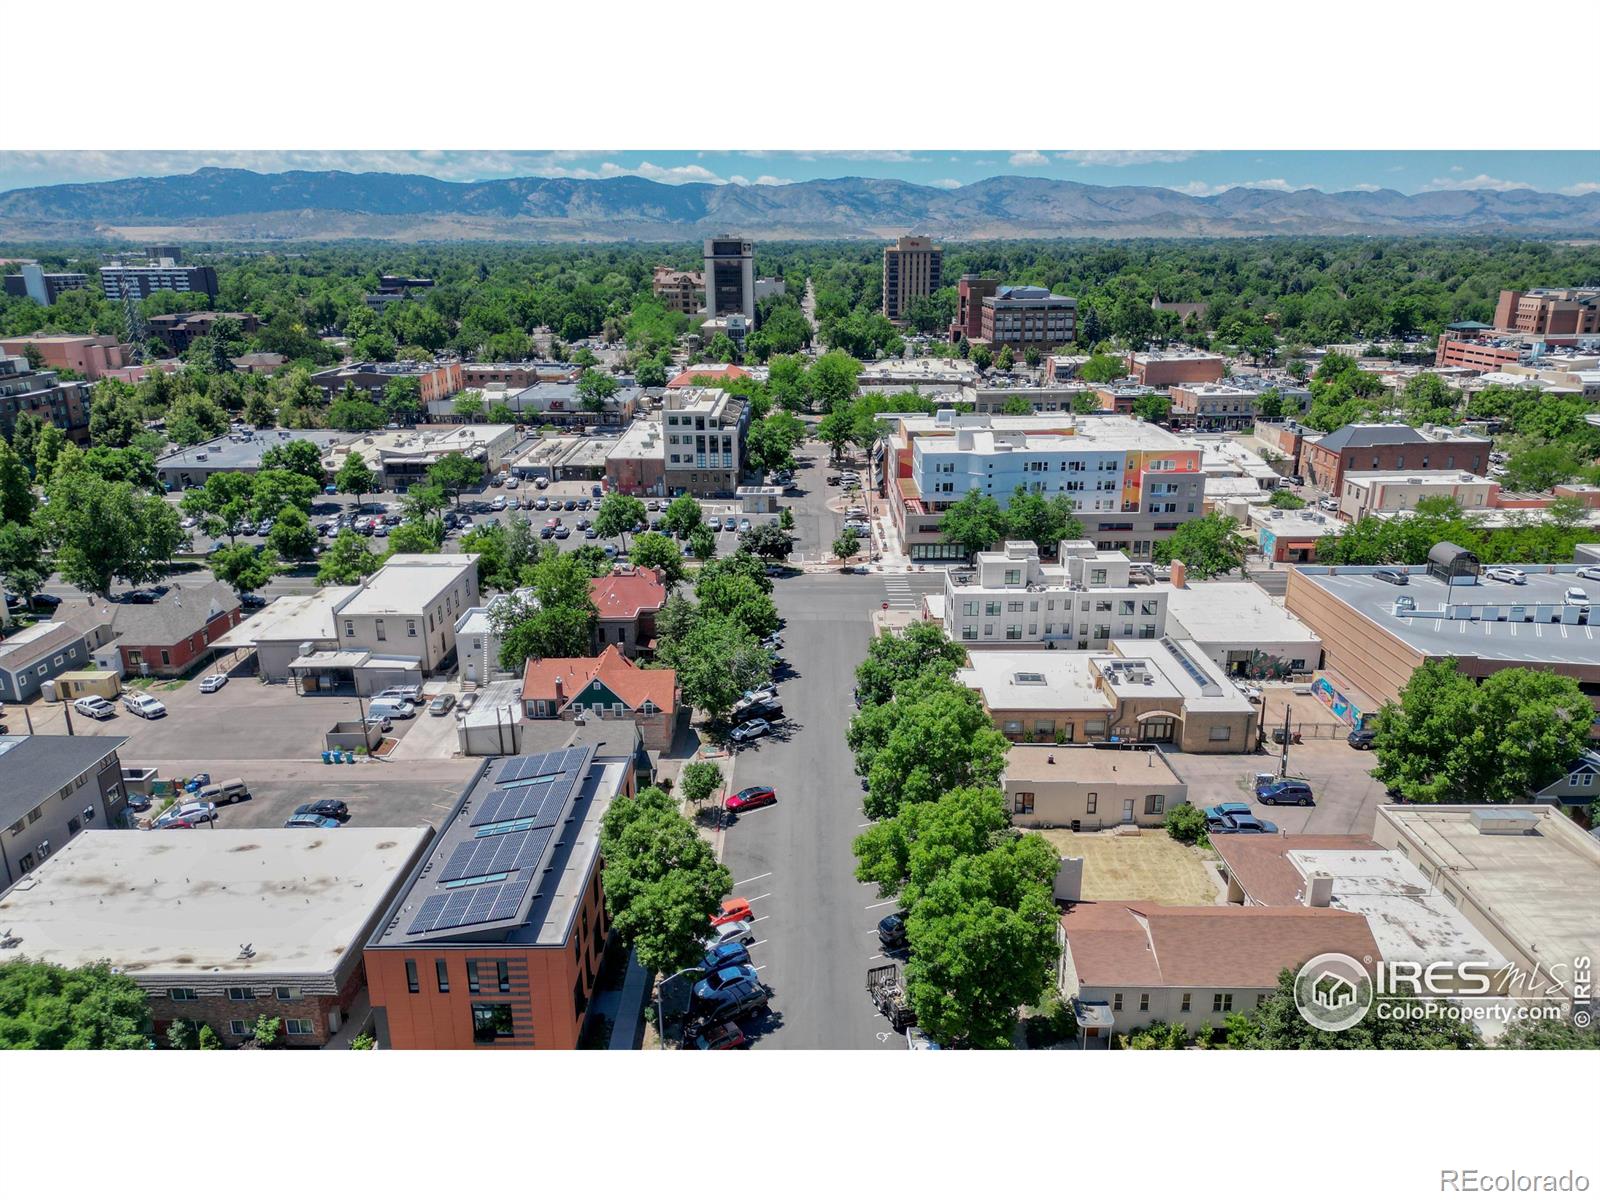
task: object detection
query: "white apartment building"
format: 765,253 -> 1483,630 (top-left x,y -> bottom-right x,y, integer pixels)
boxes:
332,554 -> 480,674
1339,470 -> 1497,521
661,386 -> 749,496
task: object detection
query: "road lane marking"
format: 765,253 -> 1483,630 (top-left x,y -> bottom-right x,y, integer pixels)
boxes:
858,822 -> 875,827
865,899 -> 898,910
734,872 -> 772,886
751,914 -> 770,923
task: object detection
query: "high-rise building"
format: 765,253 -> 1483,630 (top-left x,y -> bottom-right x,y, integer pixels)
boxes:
1492,288 -> 1600,337
703,235 -> 754,320
981,285 -> 1077,352
0,353 -> 92,442
100,263 -> 219,302
2,264 -> 90,306
652,266 -> 704,315
948,274 -> 999,343
882,235 -> 942,322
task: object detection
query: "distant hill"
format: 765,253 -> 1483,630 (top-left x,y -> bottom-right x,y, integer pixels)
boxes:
2,167 -> 1598,242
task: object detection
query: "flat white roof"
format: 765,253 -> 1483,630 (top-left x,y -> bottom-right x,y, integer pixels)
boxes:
1343,469 -> 1493,487
212,586 -> 358,648
0,828 -> 431,981
1164,581 -> 1321,648
958,651 -> 1111,711
335,555 -> 475,617
1252,509 -> 1345,537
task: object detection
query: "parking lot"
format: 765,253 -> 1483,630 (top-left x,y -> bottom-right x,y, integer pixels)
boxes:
1167,737 -> 1387,837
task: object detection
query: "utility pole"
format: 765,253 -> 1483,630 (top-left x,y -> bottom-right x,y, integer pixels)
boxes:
1278,704 -> 1292,779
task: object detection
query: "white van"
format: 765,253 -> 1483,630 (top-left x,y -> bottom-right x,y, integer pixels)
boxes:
368,699 -> 416,721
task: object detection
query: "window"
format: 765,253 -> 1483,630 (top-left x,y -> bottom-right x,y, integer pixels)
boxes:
574,977 -> 588,1019
169,988 -> 197,1002
274,986 -> 300,1001
285,1019 -> 315,1037
1139,993 -> 1150,1012
405,960 -> 419,993
7,819 -> 23,835
1004,569 -> 1021,585
1002,720 -> 1023,736
472,1002 -> 516,1043
497,961 -> 511,993
82,806 -> 95,824
26,806 -> 42,824
1144,795 -> 1166,816
67,818 -> 80,835
436,961 -> 450,993
1112,992 -> 1123,1011
1570,771 -> 1595,788
1209,726 -> 1232,742
1213,992 -> 1233,1013
1086,792 -> 1097,814
375,619 -> 386,642
1180,993 -> 1192,1013
229,1020 -> 250,1037
1013,792 -> 1034,815
160,650 -> 171,667
407,619 -> 418,638
344,620 -> 354,638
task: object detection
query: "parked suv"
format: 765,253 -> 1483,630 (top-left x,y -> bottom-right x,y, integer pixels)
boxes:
1256,779 -> 1315,806
690,974 -> 772,1026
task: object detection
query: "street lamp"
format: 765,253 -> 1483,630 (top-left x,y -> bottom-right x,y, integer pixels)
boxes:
656,965 -> 703,1049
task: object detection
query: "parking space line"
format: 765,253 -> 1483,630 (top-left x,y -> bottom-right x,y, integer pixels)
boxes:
751,914 -> 770,923
748,939 -> 768,949
865,899 -> 898,910
733,872 -> 772,887
747,892 -> 772,903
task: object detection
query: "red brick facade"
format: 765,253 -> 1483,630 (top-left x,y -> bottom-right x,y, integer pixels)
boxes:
121,605 -> 242,677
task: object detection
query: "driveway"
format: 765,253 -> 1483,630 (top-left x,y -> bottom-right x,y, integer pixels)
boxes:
1166,738 -> 1386,836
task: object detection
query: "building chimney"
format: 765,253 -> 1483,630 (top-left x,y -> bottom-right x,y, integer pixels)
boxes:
554,675 -> 565,703
1169,560 -> 1187,589
1304,871 -> 1334,908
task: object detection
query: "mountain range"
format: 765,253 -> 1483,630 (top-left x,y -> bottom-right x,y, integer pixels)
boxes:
2,168 -> 1598,242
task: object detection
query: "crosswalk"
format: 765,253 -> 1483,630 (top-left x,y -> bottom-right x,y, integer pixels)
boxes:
883,573 -> 918,610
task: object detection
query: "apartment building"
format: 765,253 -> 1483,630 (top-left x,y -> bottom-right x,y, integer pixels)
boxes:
4,265 -> 89,305
0,353 -> 92,442
332,554 -> 480,675
651,266 -> 704,315
1493,288 -> 1600,337
885,411 -> 1203,561
1301,423 -> 1490,497
100,262 -> 218,302
146,311 -> 260,355
1167,380 -> 1311,431
0,827 -> 431,1047
942,540 -> 1171,649
0,735 -> 129,888
948,274 -> 999,343
704,235 -> 755,320
660,386 -> 748,496
1127,350 -> 1226,388
881,235 -> 943,322
1339,470 -> 1497,521
0,333 -> 128,380
365,747 -> 632,1049
309,359 -> 464,406
980,286 -> 1076,352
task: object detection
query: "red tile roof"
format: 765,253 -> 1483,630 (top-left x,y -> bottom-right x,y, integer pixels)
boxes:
667,364 -> 750,388
1060,902 -> 1381,989
520,644 -> 677,715
589,567 -> 666,622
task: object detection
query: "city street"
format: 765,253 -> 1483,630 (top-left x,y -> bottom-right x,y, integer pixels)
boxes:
715,568 -> 943,1049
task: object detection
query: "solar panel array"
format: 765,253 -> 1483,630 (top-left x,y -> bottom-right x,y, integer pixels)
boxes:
407,882 -> 527,935
494,746 -> 591,788
474,747 -> 592,828
439,825 -> 556,883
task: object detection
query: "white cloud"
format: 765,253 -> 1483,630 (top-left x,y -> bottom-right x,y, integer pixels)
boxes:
1056,150 -> 1195,167
728,174 -> 794,187
1173,178 -> 1297,196
928,178 -> 963,190
596,160 -> 726,185
1345,183 -> 1382,192
814,150 -> 922,163
1008,150 -> 1049,167
1560,182 -> 1600,196
1427,173 -> 1533,191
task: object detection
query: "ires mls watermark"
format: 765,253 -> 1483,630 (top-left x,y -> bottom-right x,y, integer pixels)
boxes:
1294,953 -> 1591,1033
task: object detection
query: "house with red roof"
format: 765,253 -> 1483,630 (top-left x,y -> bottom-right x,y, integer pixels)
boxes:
520,644 -> 680,752
589,566 -> 667,657
667,363 -> 750,389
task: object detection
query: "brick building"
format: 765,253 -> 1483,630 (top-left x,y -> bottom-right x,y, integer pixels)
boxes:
147,311 -> 260,355
589,566 -> 667,656
881,235 -> 942,322
1127,350 -> 1226,388
980,286 -> 1076,352
652,266 -> 705,315
0,333 -> 129,380
310,359 -> 464,405
1301,424 -> 1491,498
0,353 -> 92,442
948,274 -> 999,343
365,747 -> 633,1050
1493,288 -> 1600,337
56,581 -> 242,678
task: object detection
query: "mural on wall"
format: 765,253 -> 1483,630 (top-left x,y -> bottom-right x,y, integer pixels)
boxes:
1236,649 -> 1297,681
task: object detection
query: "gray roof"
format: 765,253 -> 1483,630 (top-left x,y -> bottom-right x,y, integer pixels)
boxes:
1311,424 -> 1430,453
57,580 -> 240,648
0,618 -> 94,672
0,734 -> 127,828
156,429 -> 354,471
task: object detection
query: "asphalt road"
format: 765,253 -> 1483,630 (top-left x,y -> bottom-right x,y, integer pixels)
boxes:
717,569 -> 943,1050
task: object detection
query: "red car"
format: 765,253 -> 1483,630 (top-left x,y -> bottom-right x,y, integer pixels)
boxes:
727,785 -> 776,813
711,897 -> 753,927
693,1021 -> 749,1050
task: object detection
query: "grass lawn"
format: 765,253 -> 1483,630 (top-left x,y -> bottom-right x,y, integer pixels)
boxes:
1035,829 -> 1218,906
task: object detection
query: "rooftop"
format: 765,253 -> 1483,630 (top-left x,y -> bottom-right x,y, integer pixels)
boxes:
1289,564 -> 1600,666
667,364 -> 749,387
1091,637 -> 1258,714
0,828 -> 431,982
1378,805 -> 1600,993
520,644 -> 677,713
56,580 -> 239,648
370,748 -> 627,950
1310,423 -> 1490,453
1343,469 -> 1494,488
1251,508 -> 1345,538
589,567 -> 666,622
911,413 -> 1193,455
958,650 -> 1112,712
1005,743 -> 1180,788
211,585 -> 358,648
1060,902 -> 1381,989
1164,581 -> 1321,648
0,734 -> 128,829
334,555 -> 476,618
156,428 -> 355,471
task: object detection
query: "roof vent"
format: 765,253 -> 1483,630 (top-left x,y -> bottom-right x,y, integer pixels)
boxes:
237,942 -> 256,960
1470,808 -> 1540,835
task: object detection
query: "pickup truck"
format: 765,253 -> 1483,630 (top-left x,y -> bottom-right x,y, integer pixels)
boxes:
122,692 -> 168,719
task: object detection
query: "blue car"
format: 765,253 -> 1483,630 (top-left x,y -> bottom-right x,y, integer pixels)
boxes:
1256,780 -> 1315,807
284,812 -> 341,830
1203,802 -> 1252,824
692,964 -> 759,1005
697,941 -> 752,976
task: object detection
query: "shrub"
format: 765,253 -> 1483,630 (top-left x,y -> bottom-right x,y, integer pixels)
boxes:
1164,801 -> 1208,845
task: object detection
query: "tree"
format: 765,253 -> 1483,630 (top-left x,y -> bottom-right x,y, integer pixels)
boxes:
1502,439 -> 1583,493
634,358 -> 668,389
181,471 -> 255,542
250,468 -> 318,523
816,406 -> 855,464
1131,393 -> 1171,424
854,784 -> 1009,903
36,470 -> 180,597
576,368 -> 620,415
599,787 -> 734,975
1372,660 -> 1594,804
738,523 -> 793,562
258,438 -> 326,483
335,453 -> 377,509
166,392 -> 229,446
427,452 -> 483,509
692,552 -> 778,638
1223,968 -> 1482,1049
832,531 -> 860,562
1267,489 -> 1306,509
328,395 -> 387,431
903,835 -> 1061,1048
655,609 -> 772,722
1154,513 -> 1251,579
807,351 -> 863,412
1495,1016 -> 1600,1050
1003,487 -> 1083,552
768,354 -> 810,411
970,344 -> 994,371
1257,387 -> 1285,422
387,517 -> 444,554
661,494 -> 704,539
687,525 -> 717,561
88,380 -> 144,448
628,531 -> 685,586
316,527 -> 381,585
0,521 -> 49,602
253,1015 -> 283,1048
0,440 -> 34,525
854,621 -> 969,708
594,492 -> 647,548
1078,352 -> 1125,383
197,1024 -> 223,1050
266,504 -> 318,562
167,1018 -> 199,1051
1000,396 -> 1033,416
679,760 -> 723,805
851,677 -> 1011,821
488,402 -> 517,425
209,543 -> 280,594
381,375 -> 421,425
744,410 -> 806,475
492,550 -> 598,667
0,959 -> 152,1049
9,412 -> 44,474
940,489 -> 1008,561
994,345 -> 1014,372
402,482 -> 448,524
1163,801 -> 1208,846
453,393 -> 485,422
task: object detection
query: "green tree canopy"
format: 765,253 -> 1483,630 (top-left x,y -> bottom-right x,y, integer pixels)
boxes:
854,620 -> 970,708
315,527 -> 381,585
940,489 -> 1008,560
427,452 -> 483,508
1223,968 -> 1482,1049
655,607 -> 773,722
0,959 -> 152,1049
849,676 -> 1011,821
1154,513 -> 1251,579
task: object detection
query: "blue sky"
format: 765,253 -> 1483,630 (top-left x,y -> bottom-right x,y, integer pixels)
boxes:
0,150 -> 1596,196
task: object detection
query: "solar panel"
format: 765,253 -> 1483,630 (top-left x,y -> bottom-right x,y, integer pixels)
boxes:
439,841 -> 478,881
407,894 -> 448,935
489,879 -> 528,921
438,890 -> 473,928
494,756 -> 529,786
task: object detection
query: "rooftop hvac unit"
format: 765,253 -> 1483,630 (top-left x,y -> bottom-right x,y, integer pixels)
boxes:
1304,871 -> 1335,908
1470,809 -> 1540,835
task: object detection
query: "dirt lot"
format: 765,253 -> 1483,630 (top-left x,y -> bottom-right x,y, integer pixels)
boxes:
1035,829 -> 1218,905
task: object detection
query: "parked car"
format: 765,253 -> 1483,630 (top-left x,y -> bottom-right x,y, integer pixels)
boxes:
1202,802 -> 1254,824
741,685 -> 778,707
722,516 -> 738,532
198,779 -> 251,806
123,693 -> 167,719
727,785 -> 777,813
1575,565 -> 1600,583
696,941 -> 752,976
563,499 -> 578,511
156,800 -> 217,828
737,699 -> 783,723
1256,779 -> 1315,806
877,911 -> 908,950
693,964 -> 761,1007
199,673 -> 229,693
428,693 -> 457,716
1565,587 -> 1591,608
703,919 -> 756,949
368,699 -> 416,721
555,525 -> 571,539
1210,813 -> 1280,834
906,1027 -> 942,1051
689,977 -> 772,1027
239,592 -> 267,609
578,497 -> 591,510
374,685 -> 424,705
1235,682 -> 1263,702
73,696 -> 116,720
294,799 -> 349,821
1373,568 -> 1408,586
692,1021 -> 749,1050
1485,566 -> 1527,584
457,691 -> 479,713
1317,497 -> 1339,512
125,589 -> 160,604
30,593 -> 61,611
491,496 -> 507,511
730,717 -> 772,744
124,793 -> 152,813
1347,726 -> 1377,750
285,812 -> 341,830
711,898 -> 753,927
